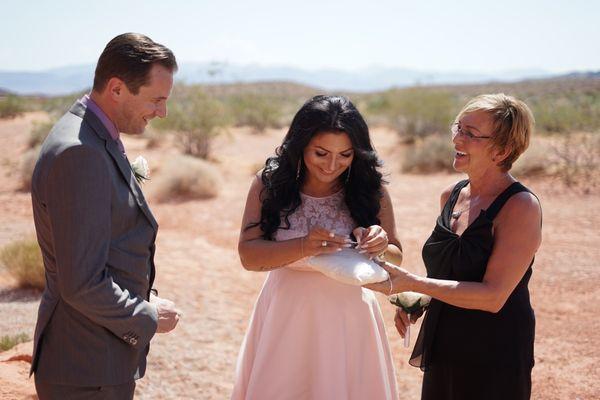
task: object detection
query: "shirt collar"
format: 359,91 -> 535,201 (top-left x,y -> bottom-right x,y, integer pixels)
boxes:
80,94 -> 120,141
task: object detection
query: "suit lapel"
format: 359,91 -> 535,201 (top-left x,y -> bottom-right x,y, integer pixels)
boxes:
70,101 -> 159,231
104,140 -> 159,230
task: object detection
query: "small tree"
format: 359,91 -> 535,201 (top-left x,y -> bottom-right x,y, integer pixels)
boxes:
227,93 -> 283,133
154,87 -> 228,159
367,88 -> 458,142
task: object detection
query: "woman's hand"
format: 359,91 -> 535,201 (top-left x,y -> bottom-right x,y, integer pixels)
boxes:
353,225 -> 388,259
363,261 -> 414,295
304,227 -> 352,257
394,307 -> 423,338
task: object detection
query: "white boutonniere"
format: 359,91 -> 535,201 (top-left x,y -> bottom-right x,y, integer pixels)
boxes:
131,155 -> 150,184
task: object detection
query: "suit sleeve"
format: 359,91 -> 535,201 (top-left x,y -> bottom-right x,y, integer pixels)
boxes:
45,145 -> 158,348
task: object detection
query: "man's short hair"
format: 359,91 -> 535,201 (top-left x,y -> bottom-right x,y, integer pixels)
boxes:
93,33 -> 177,95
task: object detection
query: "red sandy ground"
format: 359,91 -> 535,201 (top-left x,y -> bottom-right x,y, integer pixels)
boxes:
0,113 -> 598,399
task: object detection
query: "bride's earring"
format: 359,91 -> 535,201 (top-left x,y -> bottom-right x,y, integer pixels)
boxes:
345,164 -> 351,184
296,158 -> 302,180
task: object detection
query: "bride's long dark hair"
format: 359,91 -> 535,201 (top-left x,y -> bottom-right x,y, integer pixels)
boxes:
248,95 -> 385,240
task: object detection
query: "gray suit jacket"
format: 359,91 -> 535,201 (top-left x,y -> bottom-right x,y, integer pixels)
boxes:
30,100 -> 159,386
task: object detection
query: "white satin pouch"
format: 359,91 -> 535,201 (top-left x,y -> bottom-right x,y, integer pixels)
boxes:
308,248 -> 389,286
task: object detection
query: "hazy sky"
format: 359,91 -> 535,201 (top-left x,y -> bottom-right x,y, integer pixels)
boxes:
2,0 -> 598,73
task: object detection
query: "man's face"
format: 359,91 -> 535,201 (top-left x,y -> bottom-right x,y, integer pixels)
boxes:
116,64 -> 174,135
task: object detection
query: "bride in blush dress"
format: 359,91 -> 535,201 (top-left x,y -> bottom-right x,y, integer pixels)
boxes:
232,95 -> 403,400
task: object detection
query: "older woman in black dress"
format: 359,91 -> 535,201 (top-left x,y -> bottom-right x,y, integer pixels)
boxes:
367,93 -> 542,400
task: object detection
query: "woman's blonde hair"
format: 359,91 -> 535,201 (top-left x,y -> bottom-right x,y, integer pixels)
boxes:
457,93 -> 535,171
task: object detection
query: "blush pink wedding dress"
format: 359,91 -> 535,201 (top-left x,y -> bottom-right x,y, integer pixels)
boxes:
232,190 -> 399,400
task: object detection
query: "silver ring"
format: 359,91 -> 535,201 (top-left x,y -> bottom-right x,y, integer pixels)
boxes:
321,240 -> 327,247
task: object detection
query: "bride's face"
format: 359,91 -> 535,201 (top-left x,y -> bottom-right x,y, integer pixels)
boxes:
303,131 -> 354,185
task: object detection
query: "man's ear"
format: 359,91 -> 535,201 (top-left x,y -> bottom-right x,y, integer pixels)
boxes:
106,77 -> 126,101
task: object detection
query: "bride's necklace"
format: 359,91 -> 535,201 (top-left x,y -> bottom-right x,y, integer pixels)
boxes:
451,195 -> 481,219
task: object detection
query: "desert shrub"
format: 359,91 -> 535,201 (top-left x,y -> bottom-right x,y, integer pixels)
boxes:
144,126 -> 166,149
28,119 -> 55,148
225,93 -> 283,133
512,138 -> 557,178
366,88 -> 459,141
0,238 -> 45,290
0,333 -> 31,352
511,133 -> 599,191
360,77 -> 600,136
203,81 -> 313,126
401,134 -> 455,173
551,132 -> 600,189
0,95 -> 26,119
151,155 -> 220,202
19,147 -> 40,191
154,86 -> 228,159
40,93 -> 82,116
530,93 -> 600,133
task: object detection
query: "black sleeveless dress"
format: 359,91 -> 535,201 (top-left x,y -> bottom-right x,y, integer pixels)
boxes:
410,180 -> 538,400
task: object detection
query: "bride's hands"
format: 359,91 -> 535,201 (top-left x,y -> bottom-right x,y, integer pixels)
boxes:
304,227 -> 353,257
353,225 -> 388,259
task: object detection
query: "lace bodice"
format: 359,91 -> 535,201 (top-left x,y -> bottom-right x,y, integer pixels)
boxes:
274,190 -> 356,270
274,190 -> 355,241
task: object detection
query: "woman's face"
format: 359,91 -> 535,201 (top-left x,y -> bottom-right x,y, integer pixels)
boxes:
452,110 -> 498,174
303,131 -> 354,185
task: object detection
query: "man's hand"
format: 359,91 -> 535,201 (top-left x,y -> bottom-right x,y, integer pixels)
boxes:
150,294 -> 182,334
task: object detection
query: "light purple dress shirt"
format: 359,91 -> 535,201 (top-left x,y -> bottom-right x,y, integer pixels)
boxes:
80,94 -> 126,156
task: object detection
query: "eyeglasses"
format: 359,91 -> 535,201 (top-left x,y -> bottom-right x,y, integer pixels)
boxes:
451,123 -> 492,140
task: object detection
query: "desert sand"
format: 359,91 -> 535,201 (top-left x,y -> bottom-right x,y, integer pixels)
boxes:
0,113 -> 598,399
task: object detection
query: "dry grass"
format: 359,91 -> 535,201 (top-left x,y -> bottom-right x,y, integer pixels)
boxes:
0,237 -> 45,290
0,333 -> 30,352
150,155 -> 221,202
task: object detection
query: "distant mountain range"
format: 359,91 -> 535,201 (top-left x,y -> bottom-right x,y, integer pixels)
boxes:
0,62 -> 596,96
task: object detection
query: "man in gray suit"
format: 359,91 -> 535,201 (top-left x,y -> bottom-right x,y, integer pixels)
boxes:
31,33 -> 181,399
